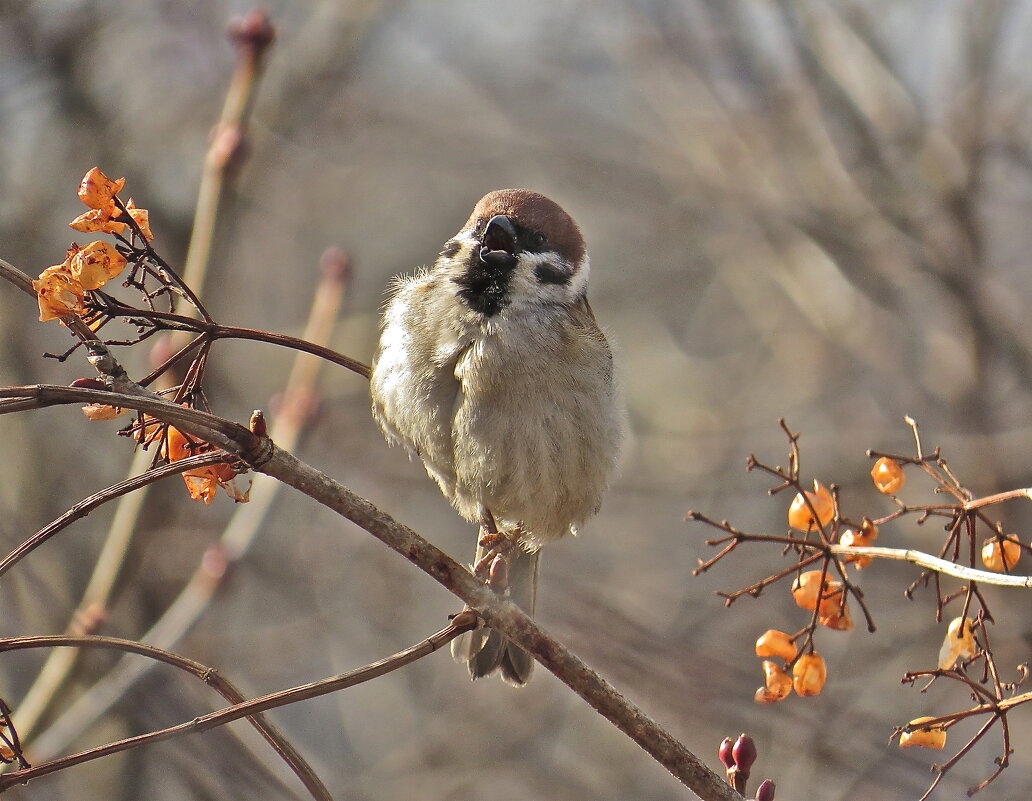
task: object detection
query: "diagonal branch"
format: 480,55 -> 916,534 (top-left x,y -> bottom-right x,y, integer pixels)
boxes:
0,384 -> 743,801
257,445 -> 744,801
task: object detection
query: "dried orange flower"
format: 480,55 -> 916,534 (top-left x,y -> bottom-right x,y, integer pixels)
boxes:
787,480 -> 834,531
871,457 -> 905,494
981,534 -> 1021,573
792,652 -> 827,697
899,717 -> 946,749
78,167 -> 125,209
33,264 -> 84,321
125,198 -> 154,241
755,660 -> 793,703
69,206 -> 127,236
133,415 -> 164,447
755,629 -> 797,661
69,241 -> 127,290
82,403 -> 129,421
166,426 -> 249,504
938,617 -> 977,669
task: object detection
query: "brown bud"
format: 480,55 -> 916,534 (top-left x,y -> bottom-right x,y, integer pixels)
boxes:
450,608 -> 479,630
718,737 -> 735,770
732,733 -> 757,775
488,555 -> 509,592
249,409 -> 268,437
320,246 -> 351,283
227,8 -> 276,54
754,779 -> 776,801
70,377 -> 107,391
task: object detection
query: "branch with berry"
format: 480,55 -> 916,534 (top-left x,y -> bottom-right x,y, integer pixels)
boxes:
689,418 -> 1032,799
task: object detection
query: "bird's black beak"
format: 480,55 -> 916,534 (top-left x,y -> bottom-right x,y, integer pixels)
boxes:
479,215 -> 519,267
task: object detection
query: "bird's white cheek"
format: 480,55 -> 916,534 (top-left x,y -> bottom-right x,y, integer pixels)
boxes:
568,255 -> 590,298
507,253 -> 589,308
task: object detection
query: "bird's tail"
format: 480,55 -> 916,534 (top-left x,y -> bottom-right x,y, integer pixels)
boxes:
451,545 -> 539,686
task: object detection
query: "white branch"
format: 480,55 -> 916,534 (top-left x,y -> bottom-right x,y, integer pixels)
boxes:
830,544 -> 1032,587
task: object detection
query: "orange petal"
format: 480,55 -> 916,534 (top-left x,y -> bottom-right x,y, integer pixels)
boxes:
78,167 -> 126,209
899,718 -> 946,749
69,241 -> 128,290
82,403 -> 129,421
32,265 -> 85,321
69,205 -> 127,236
125,199 -> 154,241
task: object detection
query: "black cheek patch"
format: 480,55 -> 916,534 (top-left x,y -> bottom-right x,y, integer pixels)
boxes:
534,263 -> 571,286
439,239 -> 462,259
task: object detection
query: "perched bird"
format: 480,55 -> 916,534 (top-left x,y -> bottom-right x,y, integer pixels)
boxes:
370,189 -> 625,684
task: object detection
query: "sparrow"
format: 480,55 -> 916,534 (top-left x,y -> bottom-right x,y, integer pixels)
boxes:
369,189 -> 625,685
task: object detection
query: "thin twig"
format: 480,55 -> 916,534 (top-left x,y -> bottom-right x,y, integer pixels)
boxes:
0,452 -> 231,580
0,623 -> 472,794
0,636 -> 332,801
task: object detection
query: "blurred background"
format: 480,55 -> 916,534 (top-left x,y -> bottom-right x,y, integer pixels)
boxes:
2,1 -> 1032,799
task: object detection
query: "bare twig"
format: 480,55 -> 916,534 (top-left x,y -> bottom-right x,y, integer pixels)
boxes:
0,623 -> 473,795
0,452 -> 231,580
0,636 -> 332,801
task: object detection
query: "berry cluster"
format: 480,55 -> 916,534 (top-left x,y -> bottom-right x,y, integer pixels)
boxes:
690,419 -> 1032,799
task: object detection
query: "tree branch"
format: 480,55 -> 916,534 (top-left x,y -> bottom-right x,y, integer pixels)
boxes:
0,624 -> 471,794
827,544 -> 1032,587
0,635 -> 332,801
0,384 -> 742,801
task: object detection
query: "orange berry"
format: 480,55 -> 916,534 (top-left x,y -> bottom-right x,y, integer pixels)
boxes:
69,205 -> 127,236
166,427 -> 247,505
938,617 -> 977,669
899,717 -> 946,749
792,652 -> 827,697
816,581 -> 852,629
871,457 -> 905,494
755,660 -> 793,703
815,580 -> 844,615
838,529 -> 873,569
81,403 -> 129,421
788,480 -> 834,531
981,534 -> 1021,573
791,570 -> 829,611
818,601 -> 853,631
165,426 -> 195,462
755,629 -> 797,661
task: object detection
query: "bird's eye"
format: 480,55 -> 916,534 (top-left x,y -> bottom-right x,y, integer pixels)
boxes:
529,232 -> 546,250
